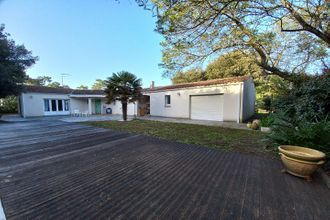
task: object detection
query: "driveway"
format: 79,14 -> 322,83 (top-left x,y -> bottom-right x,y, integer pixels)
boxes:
0,119 -> 329,219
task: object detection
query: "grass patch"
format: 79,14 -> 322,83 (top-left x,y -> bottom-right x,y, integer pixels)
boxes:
84,119 -> 276,158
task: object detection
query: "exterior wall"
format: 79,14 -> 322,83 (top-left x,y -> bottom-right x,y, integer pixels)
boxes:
100,99 -> 108,114
242,78 -> 256,121
21,93 -> 70,117
149,84 -> 242,122
71,98 -> 109,115
21,93 -> 138,117
104,101 -> 137,115
70,98 -> 89,114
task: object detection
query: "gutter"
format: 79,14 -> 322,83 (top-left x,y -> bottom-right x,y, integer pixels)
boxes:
148,82 -> 245,94
69,94 -> 106,98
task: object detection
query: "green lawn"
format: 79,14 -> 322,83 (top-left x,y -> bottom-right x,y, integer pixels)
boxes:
85,119 -> 276,158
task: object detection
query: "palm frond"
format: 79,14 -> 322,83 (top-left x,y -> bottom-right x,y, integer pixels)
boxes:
104,71 -> 143,104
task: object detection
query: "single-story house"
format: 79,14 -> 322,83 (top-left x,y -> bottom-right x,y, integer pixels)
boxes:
19,76 -> 255,123
19,86 -> 137,117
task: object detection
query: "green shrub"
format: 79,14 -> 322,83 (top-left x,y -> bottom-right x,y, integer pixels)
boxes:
267,75 -> 330,157
272,75 -> 329,122
261,96 -> 272,112
260,116 -> 274,127
267,112 -> 330,157
0,96 -> 18,114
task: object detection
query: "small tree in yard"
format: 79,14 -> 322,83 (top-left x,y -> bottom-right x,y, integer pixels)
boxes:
0,25 -> 37,118
105,71 -> 142,121
0,25 -> 37,99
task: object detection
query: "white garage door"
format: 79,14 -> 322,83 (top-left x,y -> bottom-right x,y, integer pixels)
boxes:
190,95 -> 224,121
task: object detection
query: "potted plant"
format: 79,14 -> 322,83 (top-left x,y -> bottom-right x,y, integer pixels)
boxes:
260,116 -> 273,133
278,145 -> 326,181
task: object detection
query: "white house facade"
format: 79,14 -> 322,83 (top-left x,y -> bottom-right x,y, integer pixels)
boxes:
19,86 -> 137,117
19,76 -> 255,123
143,76 -> 255,123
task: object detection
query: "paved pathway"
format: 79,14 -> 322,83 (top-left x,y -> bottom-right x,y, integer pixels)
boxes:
0,119 -> 329,219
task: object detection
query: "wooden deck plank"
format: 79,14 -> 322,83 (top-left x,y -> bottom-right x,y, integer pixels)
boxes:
0,120 -> 329,219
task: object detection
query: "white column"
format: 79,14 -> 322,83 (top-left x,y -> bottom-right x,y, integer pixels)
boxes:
88,98 -> 92,115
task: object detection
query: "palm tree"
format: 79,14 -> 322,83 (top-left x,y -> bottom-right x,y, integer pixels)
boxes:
105,71 -> 142,121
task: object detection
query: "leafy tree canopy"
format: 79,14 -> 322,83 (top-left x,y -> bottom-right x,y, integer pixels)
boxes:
172,50 -> 260,83
138,0 -> 329,80
206,50 -> 261,79
92,79 -> 106,90
0,25 -> 38,98
25,75 -> 66,88
76,85 -> 88,90
25,76 -> 52,86
47,82 -> 63,88
172,68 -> 205,84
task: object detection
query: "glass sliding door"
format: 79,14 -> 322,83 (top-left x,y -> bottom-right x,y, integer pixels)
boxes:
44,99 -> 70,116
44,99 -> 50,112
57,100 -> 63,111
51,100 -> 57,111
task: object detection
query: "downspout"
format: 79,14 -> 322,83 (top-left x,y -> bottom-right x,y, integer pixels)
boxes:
17,95 -> 21,117
240,82 -> 244,123
237,82 -> 244,123
21,93 -> 25,118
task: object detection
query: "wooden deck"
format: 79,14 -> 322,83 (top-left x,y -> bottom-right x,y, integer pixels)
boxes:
0,119 -> 329,219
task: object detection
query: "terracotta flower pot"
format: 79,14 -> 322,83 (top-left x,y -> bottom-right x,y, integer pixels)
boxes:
278,145 -> 326,181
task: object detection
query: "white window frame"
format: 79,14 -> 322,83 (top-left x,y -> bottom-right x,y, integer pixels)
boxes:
165,95 -> 171,107
44,99 -> 70,116
44,99 -> 50,112
64,100 -> 70,111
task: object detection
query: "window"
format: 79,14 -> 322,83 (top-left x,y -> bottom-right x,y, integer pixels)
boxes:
165,95 -> 171,106
64,100 -> 70,111
58,100 -> 63,111
44,99 -> 50,111
51,100 -> 57,111
44,99 -> 70,113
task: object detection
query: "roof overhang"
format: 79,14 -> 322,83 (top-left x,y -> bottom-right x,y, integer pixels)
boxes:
69,94 -> 106,98
146,76 -> 251,93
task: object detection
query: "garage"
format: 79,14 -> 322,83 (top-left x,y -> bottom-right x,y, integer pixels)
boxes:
190,94 -> 224,121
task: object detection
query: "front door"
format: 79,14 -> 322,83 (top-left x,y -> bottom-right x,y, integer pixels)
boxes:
95,99 -> 101,114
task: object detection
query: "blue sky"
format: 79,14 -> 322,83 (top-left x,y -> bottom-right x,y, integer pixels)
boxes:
0,0 -> 171,88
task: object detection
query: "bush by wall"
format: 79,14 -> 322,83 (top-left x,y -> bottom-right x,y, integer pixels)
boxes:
267,75 -> 330,157
0,96 -> 18,114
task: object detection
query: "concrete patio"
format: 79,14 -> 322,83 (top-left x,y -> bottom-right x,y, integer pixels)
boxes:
0,119 -> 329,219
0,114 -> 134,123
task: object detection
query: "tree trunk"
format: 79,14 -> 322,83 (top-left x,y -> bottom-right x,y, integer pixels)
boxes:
225,14 -> 293,80
121,100 -> 128,121
281,0 -> 330,45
